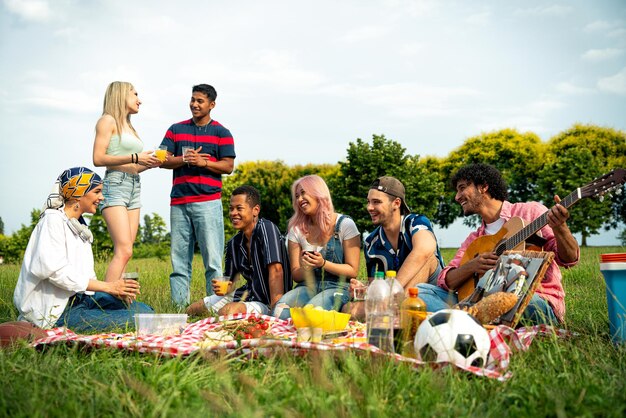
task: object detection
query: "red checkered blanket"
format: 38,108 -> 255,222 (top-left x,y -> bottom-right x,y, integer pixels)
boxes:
32,313 -> 571,381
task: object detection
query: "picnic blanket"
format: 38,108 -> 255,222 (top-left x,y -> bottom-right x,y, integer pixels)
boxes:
32,313 -> 571,381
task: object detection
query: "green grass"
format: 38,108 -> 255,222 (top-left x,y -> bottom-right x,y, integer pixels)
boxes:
1,247 -> 626,417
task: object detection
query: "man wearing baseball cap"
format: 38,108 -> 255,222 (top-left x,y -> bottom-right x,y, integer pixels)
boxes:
343,176 -> 445,320
363,176 -> 444,285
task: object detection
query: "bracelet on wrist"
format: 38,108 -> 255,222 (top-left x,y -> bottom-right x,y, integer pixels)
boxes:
321,259 -> 326,269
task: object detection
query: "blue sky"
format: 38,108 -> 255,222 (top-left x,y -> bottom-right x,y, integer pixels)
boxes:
1,0 -> 625,246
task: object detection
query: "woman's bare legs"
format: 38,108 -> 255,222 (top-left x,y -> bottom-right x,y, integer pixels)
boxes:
102,206 -> 140,282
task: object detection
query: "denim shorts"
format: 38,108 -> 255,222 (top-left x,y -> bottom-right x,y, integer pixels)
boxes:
101,170 -> 141,210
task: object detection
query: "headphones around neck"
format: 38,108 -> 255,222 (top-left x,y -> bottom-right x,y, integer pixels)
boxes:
67,217 -> 93,243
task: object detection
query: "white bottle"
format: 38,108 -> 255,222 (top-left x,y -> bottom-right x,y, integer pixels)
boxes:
365,271 -> 394,352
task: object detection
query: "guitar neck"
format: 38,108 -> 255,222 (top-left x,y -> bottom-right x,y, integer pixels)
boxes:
497,190 -> 581,255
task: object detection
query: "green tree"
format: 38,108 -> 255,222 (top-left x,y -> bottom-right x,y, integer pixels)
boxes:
619,228 -> 626,246
0,216 -> 4,235
141,213 -> 169,244
133,213 -> 170,260
0,209 -> 40,263
333,135 -> 442,233
87,210 -> 113,261
223,161 -> 339,236
538,124 -> 626,246
436,129 -> 545,228
141,213 -> 168,244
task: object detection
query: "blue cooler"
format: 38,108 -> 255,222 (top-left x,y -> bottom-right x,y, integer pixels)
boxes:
600,253 -> 626,344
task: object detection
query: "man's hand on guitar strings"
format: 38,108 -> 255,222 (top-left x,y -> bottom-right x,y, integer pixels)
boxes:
469,252 -> 499,276
547,195 -> 571,231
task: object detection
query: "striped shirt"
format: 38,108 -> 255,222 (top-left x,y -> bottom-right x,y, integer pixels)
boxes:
226,218 -> 292,306
161,119 -> 236,206
364,214 -> 444,279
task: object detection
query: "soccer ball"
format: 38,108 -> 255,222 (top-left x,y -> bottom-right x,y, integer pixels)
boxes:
414,309 -> 490,368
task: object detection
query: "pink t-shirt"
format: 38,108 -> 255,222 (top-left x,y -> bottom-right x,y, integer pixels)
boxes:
438,200 -> 579,321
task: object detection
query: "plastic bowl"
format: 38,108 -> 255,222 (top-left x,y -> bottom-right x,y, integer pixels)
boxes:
134,314 -> 188,336
290,307 -> 350,331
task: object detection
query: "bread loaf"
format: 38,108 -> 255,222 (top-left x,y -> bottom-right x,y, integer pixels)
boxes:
461,292 -> 518,324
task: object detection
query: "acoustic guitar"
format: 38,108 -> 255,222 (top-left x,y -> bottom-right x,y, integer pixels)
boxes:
456,168 -> 626,301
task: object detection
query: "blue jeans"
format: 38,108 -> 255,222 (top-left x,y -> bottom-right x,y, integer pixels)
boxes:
273,280 -> 351,320
170,200 -> 224,307
55,292 -> 154,333
416,283 -> 560,326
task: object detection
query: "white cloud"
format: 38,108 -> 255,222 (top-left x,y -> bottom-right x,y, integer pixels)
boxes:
608,28 -> 626,38
126,14 -> 183,36
321,82 -> 480,117
584,19 -> 626,38
476,116 -> 548,136
340,25 -> 389,43
474,94 -> 567,136
395,42 -> 425,56
53,26 -> 78,39
10,85 -> 98,114
585,20 -> 612,32
383,0 -> 437,18
555,82 -> 594,95
3,0 -> 52,22
528,98 -> 565,112
597,67 -> 626,95
466,11 -> 491,25
515,4 -> 571,17
582,48 -> 623,62
190,50 -> 326,92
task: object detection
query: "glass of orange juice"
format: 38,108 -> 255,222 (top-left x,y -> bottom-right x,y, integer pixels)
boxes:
213,277 -> 231,296
154,145 -> 168,162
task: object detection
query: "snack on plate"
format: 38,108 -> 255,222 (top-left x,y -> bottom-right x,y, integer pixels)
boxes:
197,330 -> 235,349
460,292 -> 518,324
346,321 -> 366,333
217,316 -> 272,340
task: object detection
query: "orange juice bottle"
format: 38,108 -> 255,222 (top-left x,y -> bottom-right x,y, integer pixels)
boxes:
400,287 -> 426,358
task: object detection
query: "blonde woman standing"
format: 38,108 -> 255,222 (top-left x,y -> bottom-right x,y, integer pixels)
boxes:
92,81 -> 161,283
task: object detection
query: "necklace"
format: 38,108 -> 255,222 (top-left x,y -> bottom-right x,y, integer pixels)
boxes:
195,119 -> 211,132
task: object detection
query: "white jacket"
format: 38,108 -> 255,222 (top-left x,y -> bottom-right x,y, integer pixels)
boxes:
13,209 -> 94,328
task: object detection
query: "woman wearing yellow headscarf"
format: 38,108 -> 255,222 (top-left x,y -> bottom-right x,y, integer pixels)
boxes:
13,167 -> 153,332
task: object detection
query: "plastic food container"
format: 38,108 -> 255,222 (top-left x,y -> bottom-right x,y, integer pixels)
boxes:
134,314 -> 188,336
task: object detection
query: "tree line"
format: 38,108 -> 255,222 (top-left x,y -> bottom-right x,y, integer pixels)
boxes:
0,124 -> 624,263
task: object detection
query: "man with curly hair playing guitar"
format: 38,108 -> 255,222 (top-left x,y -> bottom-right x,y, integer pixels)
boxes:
417,163 -> 580,325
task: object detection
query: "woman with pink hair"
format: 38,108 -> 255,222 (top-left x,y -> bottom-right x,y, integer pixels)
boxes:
273,175 -> 360,320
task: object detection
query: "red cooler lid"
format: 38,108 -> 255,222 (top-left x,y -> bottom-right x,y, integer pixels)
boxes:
600,253 -> 626,262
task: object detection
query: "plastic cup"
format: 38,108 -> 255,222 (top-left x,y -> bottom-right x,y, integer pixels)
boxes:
296,327 -> 322,343
122,272 -> 139,281
296,327 -> 311,342
302,243 -> 324,255
353,286 -> 367,301
182,146 -> 193,162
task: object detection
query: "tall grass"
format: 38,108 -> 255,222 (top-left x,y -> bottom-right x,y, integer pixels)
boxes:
1,247 -> 625,417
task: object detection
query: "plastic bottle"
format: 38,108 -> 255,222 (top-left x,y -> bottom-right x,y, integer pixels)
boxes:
385,270 -> 405,353
400,287 -> 427,358
365,271 -> 394,352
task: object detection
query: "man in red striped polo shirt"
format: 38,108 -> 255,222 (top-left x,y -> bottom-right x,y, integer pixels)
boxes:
160,84 -> 236,308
